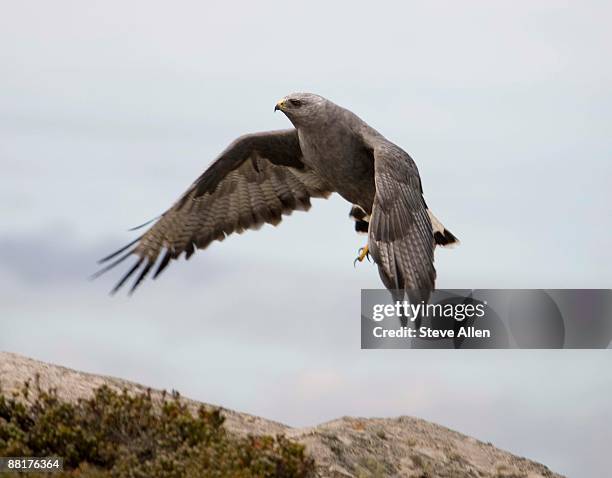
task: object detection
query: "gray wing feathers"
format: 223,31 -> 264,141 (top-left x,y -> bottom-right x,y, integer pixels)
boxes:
368,143 -> 436,303
98,129 -> 332,293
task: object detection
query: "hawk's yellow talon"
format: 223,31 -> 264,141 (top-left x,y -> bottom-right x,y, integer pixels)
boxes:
354,244 -> 370,266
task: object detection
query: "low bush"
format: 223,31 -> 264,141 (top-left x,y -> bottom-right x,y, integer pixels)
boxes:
0,378 -> 314,477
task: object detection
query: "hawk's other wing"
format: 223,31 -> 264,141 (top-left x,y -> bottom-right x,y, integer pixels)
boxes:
367,141 -> 436,304
97,129 -> 333,293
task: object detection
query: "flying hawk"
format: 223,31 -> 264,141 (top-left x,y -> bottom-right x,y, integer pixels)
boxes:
97,93 -> 458,302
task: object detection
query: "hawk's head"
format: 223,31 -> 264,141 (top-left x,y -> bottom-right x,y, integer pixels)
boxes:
274,92 -> 326,126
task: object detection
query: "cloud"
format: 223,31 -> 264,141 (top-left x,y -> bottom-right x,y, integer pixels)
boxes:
0,228 -> 97,285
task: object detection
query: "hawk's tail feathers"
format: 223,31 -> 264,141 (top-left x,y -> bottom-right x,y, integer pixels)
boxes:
349,205 -> 370,234
428,210 -> 460,248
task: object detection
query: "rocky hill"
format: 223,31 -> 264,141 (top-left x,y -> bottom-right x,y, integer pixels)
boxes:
0,352 -> 563,478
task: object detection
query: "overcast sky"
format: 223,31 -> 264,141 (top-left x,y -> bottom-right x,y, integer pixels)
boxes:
1,2 -> 611,477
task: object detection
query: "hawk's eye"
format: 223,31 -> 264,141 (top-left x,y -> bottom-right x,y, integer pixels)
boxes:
289,99 -> 303,107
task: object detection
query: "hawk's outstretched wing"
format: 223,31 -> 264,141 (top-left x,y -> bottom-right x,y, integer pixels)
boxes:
96,129 -> 332,293
367,142 -> 436,304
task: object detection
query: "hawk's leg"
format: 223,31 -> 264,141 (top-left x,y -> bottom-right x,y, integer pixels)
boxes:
353,244 -> 371,266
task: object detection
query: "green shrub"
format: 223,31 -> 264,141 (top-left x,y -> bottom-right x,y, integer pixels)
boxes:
0,378 -> 314,477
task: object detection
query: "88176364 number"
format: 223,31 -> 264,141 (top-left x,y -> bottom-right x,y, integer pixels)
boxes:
0,457 -> 63,473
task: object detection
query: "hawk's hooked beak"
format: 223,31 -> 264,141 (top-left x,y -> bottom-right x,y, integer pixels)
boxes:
274,99 -> 285,112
